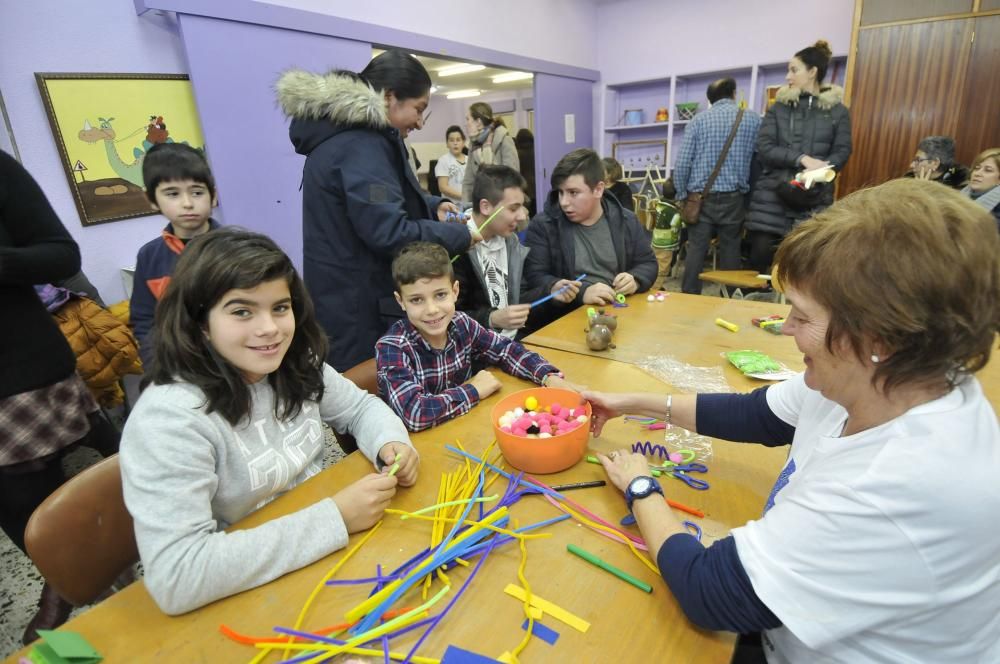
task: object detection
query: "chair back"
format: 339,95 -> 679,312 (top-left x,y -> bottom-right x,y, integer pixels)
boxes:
24,455 -> 138,606
335,358 -> 379,453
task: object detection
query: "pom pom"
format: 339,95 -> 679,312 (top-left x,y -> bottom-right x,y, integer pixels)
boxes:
550,403 -> 562,416
668,452 -> 684,464
525,395 -> 539,411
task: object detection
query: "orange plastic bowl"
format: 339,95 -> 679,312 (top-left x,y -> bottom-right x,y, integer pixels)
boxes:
491,387 -> 591,474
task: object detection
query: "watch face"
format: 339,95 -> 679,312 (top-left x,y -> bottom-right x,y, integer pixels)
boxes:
631,477 -> 652,494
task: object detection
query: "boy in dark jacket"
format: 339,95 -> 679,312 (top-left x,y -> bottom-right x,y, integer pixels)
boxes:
524,149 -> 658,327
454,165 -> 546,339
131,143 -> 220,366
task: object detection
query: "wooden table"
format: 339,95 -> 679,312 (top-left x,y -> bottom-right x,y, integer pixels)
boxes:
7,348 -> 788,664
524,292 -> 1000,405
524,292 -> 803,391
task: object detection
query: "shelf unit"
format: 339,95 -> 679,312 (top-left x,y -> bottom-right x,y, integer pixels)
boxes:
601,57 -> 847,181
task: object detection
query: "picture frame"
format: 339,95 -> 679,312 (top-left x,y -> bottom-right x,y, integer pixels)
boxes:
35,72 -> 206,226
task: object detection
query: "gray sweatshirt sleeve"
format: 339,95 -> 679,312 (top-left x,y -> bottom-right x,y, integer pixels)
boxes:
317,363 -> 414,464
120,386 -> 348,615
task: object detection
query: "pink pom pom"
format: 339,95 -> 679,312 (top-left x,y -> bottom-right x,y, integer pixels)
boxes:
500,425 -> 512,433
550,403 -> 563,416
668,452 -> 684,464
512,427 -> 526,437
514,416 -> 533,430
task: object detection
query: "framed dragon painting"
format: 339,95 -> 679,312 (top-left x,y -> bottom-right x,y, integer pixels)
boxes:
35,72 -> 206,226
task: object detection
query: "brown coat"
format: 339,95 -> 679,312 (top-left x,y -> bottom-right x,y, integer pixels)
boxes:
54,297 -> 142,407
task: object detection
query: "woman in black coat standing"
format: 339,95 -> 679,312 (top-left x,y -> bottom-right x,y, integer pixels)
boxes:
277,50 -> 476,371
746,40 -> 852,275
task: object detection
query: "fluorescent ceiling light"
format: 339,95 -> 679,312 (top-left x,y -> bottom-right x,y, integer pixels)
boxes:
446,89 -> 481,99
492,71 -> 533,83
437,63 -> 485,77
430,86 -> 438,94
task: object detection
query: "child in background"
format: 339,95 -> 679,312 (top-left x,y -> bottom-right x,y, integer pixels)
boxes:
602,156 -> 635,212
435,125 -> 467,200
131,143 -> 221,366
376,241 -> 574,432
454,164 -> 544,338
120,228 -> 417,615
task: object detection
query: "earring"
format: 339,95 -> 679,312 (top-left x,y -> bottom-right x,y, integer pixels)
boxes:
870,354 -> 880,363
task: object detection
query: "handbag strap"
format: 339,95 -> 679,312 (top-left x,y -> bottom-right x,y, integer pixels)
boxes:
702,107 -> 745,196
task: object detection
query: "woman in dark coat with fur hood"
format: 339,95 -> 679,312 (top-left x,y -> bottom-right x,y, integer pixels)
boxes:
747,40 -> 852,275
276,50 -> 476,372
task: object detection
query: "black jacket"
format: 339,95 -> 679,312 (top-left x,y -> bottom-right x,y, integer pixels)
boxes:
453,235 -> 546,337
0,150 -> 81,399
278,71 -> 471,371
747,85 -> 852,236
524,191 -> 657,325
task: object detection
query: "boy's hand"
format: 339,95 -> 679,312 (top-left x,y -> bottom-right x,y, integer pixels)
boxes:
489,304 -> 531,330
583,283 -> 617,305
468,227 -> 484,248
549,278 -> 581,303
544,375 -> 586,393
468,369 -> 502,399
612,272 -> 637,295
378,442 -> 419,487
332,473 -> 397,533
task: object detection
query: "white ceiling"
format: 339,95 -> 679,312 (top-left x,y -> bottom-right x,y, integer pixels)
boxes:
372,49 -> 533,96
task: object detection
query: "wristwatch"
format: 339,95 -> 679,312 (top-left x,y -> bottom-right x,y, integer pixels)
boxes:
625,475 -> 663,511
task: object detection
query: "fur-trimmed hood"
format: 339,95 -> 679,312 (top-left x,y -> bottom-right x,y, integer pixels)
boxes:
775,84 -> 845,110
276,69 -> 389,155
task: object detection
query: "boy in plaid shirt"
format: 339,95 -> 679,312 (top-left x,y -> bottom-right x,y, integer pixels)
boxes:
376,242 -> 573,432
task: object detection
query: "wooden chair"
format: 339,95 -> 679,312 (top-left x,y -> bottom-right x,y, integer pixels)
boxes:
24,455 -> 138,607
333,358 -> 379,454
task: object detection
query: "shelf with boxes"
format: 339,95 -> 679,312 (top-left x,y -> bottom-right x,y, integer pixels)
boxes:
601,57 -> 846,181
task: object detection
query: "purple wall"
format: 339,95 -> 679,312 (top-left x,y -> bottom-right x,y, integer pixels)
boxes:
596,0 -> 855,84
0,1 -> 190,303
177,14 -> 371,268
245,0 -> 601,70
2,0 -> 858,302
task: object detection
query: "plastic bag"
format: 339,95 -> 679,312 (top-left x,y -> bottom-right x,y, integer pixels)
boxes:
635,355 -> 730,462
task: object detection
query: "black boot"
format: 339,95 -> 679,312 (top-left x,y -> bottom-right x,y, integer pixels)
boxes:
22,583 -> 73,645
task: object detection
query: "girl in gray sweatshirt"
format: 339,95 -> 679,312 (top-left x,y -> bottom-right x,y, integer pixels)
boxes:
120,229 -> 418,615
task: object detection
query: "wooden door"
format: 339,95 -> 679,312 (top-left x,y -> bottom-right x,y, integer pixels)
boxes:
840,18 -> 974,195
955,14 -> 1000,164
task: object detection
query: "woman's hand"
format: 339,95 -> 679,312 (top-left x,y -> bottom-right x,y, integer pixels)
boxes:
581,390 -> 626,436
799,155 -> 830,172
596,450 -> 649,493
437,201 -> 460,221
914,161 -> 938,180
378,442 -> 419,487
332,473 -> 397,533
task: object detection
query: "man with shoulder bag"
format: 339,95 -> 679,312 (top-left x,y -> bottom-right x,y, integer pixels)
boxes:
672,78 -> 761,294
